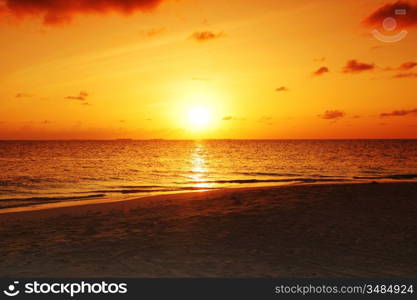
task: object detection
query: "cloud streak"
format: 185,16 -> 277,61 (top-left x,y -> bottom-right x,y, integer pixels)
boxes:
190,31 -> 224,42
0,0 -> 165,26
320,110 -> 346,120
222,116 -> 244,121
139,27 -> 165,37
385,61 -> 417,71
65,91 -> 88,101
343,60 -> 374,73
398,61 -> 417,70
16,92 -> 33,98
312,66 -> 329,76
380,108 -> 417,117
275,86 -> 289,92
392,72 -> 417,78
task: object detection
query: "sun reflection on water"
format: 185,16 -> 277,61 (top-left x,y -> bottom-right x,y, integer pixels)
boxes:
189,142 -> 212,189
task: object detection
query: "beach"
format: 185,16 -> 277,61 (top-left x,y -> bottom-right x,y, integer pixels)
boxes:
1,181 -> 417,278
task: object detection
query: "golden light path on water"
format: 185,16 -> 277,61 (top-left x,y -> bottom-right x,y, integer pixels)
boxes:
189,142 -> 213,189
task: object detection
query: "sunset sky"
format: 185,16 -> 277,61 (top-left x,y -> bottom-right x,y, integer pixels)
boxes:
0,0 -> 417,139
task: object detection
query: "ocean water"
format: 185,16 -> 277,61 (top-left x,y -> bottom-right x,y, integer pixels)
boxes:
0,140 -> 416,209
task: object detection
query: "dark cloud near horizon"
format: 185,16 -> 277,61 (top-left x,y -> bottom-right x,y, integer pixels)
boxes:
313,66 -> 329,76
190,31 -> 224,42
343,60 -> 374,73
320,110 -> 346,120
275,86 -> 289,92
363,1 -> 417,29
0,0 -> 165,26
380,108 -> 417,117
65,91 -> 88,101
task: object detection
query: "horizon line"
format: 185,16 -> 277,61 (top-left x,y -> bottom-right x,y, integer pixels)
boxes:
1,138 -> 417,142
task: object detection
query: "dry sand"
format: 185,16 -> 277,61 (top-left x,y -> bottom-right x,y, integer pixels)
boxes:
1,182 -> 417,277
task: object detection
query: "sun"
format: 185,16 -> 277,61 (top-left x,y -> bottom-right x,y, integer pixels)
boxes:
188,107 -> 211,128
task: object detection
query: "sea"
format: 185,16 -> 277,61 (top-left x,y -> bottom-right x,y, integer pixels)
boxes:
0,140 -> 416,209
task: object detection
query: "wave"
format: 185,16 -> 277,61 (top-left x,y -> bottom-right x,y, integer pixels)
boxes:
89,189 -> 169,194
86,186 -> 216,194
114,185 -> 162,189
0,193 -> 105,203
0,176 -> 60,187
235,172 -> 301,177
353,174 -> 417,180
178,186 -> 218,191
182,178 -> 346,185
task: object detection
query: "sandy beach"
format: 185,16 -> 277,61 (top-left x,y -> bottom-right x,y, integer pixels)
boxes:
1,181 -> 417,278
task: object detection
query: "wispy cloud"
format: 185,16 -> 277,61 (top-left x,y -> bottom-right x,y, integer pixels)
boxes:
380,108 -> 417,117
0,0 -> 166,26
397,61 -> 417,70
392,72 -> 417,78
190,31 -> 224,42
342,60 -> 374,73
139,27 -> 165,37
385,61 -> 417,71
275,86 -> 289,92
65,91 -> 88,101
16,93 -> 33,98
312,66 -> 329,76
320,110 -> 346,120
381,61 -> 417,78
222,116 -> 244,121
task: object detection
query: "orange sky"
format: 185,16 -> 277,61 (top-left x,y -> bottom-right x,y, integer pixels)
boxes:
0,0 -> 417,139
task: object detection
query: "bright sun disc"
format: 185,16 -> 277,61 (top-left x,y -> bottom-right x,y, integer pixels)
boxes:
188,107 -> 211,128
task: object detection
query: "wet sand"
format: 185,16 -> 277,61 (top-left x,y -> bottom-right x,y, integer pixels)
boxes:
1,182 -> 417,277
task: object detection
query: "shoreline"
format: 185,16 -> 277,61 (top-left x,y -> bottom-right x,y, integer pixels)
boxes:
0,179 -> 415,215
0,182 -> 300,215
1,181 -> 417,277
0,179 -> 416,215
